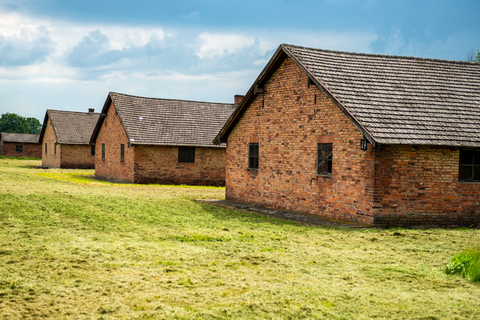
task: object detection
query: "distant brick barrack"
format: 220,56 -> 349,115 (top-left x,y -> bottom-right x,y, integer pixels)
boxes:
39,109 -> 100,168
0,132 -> 41,158
90,92 -> 237,185
215,44 -> 480,228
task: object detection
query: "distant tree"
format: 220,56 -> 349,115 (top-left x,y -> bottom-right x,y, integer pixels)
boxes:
0,113 -> 42,134
467,48 -> 480,63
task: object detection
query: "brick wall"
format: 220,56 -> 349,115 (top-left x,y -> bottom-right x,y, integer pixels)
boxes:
225,56 -> 480,227
372,145 -> 480,227
134,145 -> 226,186
94,101 -> 134,182
94,101 -> 226,185
60,144 -> 95,169
1,142 -> 41,158
226,57 -> 376,224
42,118 -> 61,168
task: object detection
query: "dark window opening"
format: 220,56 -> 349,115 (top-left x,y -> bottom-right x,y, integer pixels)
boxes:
120,144 -> 125,162
248,143 -> 259,170
317,143 -> 333,176
54,143 -> 56,155
459,148 -> 480,182
15,145 -> 23,152
91,145 -> 95,156
101,144 -> 105,160
178,146 -> 195,163
45,143 -> 47,154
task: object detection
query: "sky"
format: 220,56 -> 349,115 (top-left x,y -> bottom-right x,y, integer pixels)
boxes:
0,0 -> 479,122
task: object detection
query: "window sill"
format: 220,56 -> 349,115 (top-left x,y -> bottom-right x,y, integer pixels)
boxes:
317,173 -> 332,178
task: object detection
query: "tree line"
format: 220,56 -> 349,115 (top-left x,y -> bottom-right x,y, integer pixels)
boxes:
0,113 -> 42,134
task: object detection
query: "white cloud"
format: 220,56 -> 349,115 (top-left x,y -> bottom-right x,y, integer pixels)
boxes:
197,33 -> 269,59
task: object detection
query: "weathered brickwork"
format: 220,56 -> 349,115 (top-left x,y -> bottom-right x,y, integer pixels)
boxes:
372,145 -> 480,227
41,118 -> 95,168
94,101 -> 226,186
226,56 -> 480,227
226,57 -> 376,224
1,142 -> 41,158
134,145 -> 226,186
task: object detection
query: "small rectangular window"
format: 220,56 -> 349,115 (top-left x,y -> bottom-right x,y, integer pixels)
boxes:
459,148 -> 480,182
248,143 -> 259,169
45,143 -> 47,154
102,144 -> 105,160
15,145 -> 23,152
120,144 -> 125,162
91,145 -> 95,156
54,143 -> 56,155
178,146 -> 195,163
317,143 -> 333,176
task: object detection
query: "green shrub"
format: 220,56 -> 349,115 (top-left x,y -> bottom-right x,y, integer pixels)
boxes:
446,248 -> 480,282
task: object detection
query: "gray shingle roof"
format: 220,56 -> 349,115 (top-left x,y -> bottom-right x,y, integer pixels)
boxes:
1,132 -> 40,144
40,110 -> 100,144
283,44 -> 480,147
104,92 -> 237,147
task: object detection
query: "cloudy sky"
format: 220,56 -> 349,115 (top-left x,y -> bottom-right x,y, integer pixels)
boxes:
1,0 -> 479,121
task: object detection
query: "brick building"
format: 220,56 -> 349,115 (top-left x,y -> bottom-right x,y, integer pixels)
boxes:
215,44 -> 480,228
39,109 -> 100,168
0,132 -> 41,158
90,92 -> 237,185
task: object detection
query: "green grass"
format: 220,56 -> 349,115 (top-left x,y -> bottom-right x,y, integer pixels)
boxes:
0,158 -> 479,319
446,247 -> 480,282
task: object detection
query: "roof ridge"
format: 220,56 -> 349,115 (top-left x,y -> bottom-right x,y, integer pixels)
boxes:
109,92 -> 237,106
47,109 -> 100,115
282,43 -> 480,66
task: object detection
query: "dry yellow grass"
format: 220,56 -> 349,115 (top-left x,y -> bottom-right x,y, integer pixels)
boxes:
0,159 -> 479,319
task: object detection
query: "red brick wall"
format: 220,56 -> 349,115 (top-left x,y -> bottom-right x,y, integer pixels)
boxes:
226,57 -> 376,224
94,101 -> 226,185
372,145 -> 480,227
1,142 -> 41,158
94,101 -> 134,182
60,144 -> 95,169
42,118 -> 61,168
225,56 -> 480,227
134,145 -> 226,186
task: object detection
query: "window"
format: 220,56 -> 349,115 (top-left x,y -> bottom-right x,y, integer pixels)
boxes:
15,145 -> 23,152
248,143 -> 259,169
317,143 -> 333,175
54,143 -> 56,155
120,144 -> 125,162
45,143 -> 47,154
178,146 -> 195,163
91,145 -> 95,156
102,143 -> 105,160
459,148 -> 480,182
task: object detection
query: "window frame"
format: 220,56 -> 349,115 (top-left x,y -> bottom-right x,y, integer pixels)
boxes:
45,143 -> 47,154
15,144 -> 23,153
459,148 -> 480,182
120,144 -> 125,162
248,143 -> 259,170
317,143 -> 333,176
101,143 -> 105,160
91,145 -> 95,156
178,146 -> 195,163
54,143 -> 56,155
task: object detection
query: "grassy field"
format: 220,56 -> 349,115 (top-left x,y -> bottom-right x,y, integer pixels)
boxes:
0,158 -> 479,319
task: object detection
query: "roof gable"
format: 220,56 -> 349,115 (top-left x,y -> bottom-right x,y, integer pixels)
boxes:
91,92 -> 237,148
39,110 -> 100,145
216,44 -> 480,147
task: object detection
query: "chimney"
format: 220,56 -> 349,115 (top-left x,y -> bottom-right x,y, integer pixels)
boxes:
88,108 -> 95,113
234,95 -> 245,104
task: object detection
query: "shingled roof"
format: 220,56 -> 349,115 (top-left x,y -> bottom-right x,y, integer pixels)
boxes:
91,92 -> 237,148
1,132 -> 39,144
39,110 -> 100,145
216,44 -> 480,147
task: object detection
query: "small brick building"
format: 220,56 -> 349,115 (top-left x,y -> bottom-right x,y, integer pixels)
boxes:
90,92 -> 237,185
215,44 -> 480,228
0,132 -> 41,158
39,109 -> 100,168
